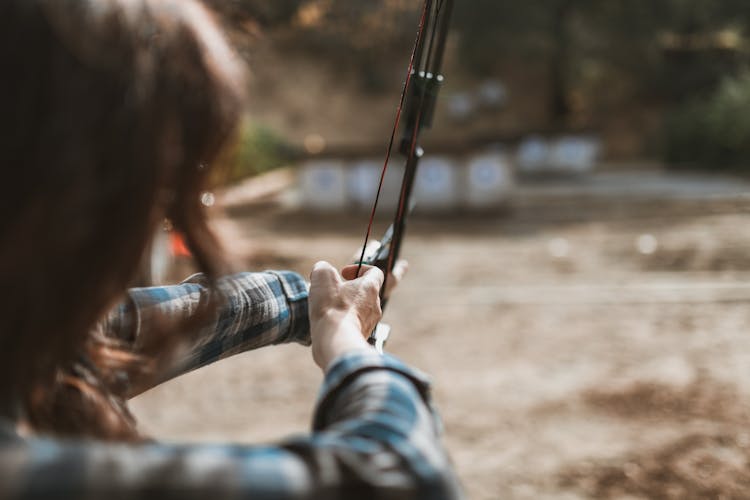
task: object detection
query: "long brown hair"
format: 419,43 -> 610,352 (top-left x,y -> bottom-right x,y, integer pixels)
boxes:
0,0 -> 244,440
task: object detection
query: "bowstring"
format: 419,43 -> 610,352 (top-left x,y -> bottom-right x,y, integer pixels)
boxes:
381,0 -> 445,296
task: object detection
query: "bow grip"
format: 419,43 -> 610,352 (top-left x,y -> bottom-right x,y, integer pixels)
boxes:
356,223 -> 394,273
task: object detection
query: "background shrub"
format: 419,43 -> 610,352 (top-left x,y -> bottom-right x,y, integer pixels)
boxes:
665,71 -> 750,169
216,121 -> 297,185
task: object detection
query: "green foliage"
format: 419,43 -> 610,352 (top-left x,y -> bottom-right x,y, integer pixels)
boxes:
220,122 -> 296,184
665,72 -> 750,168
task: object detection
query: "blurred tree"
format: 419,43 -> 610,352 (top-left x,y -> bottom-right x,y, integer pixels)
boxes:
587,0 -> 749,100
203,0 -> 304,27
453,0 -> 600,127
453,0 -> 750,126
213,121 -> 297,184
291,0 -> 419,92
203,0 -> 750,165
665,71 -> 750,168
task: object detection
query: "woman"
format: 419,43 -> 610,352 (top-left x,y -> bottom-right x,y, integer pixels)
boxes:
0,0 -> 462,498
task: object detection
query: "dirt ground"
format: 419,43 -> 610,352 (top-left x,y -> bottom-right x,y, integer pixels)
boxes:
131,170 -> 750,499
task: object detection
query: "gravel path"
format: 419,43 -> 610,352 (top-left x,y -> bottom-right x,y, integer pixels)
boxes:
132,170 -> 750,499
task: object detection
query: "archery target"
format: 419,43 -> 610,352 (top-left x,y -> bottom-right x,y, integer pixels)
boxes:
414,156 -> 459,211
548,135 -> 600,173
517,135 -> 550,173
347,160 -> 404,213
299,160 -> 347,211
465,153 -> 514,208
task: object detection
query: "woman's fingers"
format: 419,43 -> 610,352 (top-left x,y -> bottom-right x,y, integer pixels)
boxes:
351,240 -> 381,263
391,259 -> 409,283
310,261 -> 341,286
341,264 -> 371,281
383,259 -> 409,298
341,259 -> 409,299
341,264 -> 384,294
359,265 -> 385,292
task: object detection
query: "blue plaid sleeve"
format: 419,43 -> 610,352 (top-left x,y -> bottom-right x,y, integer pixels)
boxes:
0,352 -> 463,499
103,270 -> 310,380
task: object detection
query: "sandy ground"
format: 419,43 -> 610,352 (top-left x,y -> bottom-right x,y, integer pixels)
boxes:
131,170 -> 750,499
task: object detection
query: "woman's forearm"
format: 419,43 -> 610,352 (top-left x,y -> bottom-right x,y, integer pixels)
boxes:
101,270 -> 310,392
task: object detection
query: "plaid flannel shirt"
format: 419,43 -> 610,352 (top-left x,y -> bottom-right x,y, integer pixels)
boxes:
0,271 -> 463,499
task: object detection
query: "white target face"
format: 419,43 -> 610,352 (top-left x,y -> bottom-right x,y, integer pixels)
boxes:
347,161 -> 381,205
347,161 -> 404,212
300,161 -> 347,210
465,153 -> 514,208
518,136 -> 549,171
312,168 -> 337,189
414,157 -> 458,210
469,159 -> 505,189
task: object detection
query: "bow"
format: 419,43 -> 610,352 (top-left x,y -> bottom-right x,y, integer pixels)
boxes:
356,0 -> 455,353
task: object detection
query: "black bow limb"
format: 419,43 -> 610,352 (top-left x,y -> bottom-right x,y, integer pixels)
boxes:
356,0 -> 455,353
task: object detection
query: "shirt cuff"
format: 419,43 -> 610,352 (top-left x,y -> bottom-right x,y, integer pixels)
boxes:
312,350 -> 433,430
266,270 -> 311,346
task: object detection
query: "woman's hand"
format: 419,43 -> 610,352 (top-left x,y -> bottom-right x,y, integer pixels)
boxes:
308,261 -> 385,371
353,241 -> 409,299
380,259 -> 409,300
